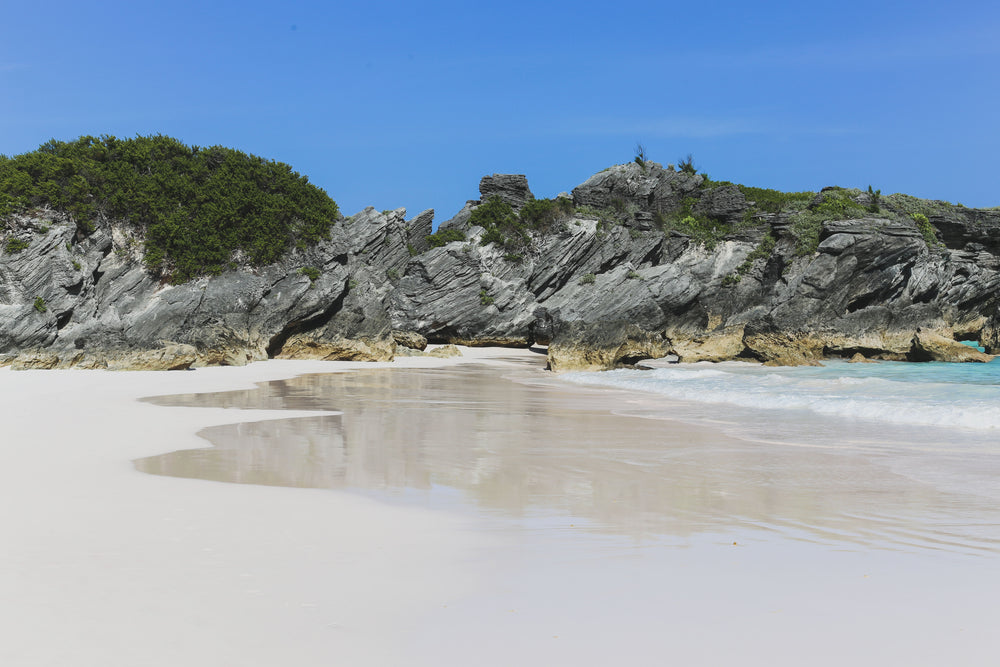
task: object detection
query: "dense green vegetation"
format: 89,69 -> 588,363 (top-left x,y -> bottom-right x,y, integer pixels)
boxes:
655,194 -> 738,249
911,213 -> 939,246
737,185 -> 814,214
425,228 -> 465,248
298,266 -> 321,282
787,187 -> 868,254
4,238 -> 30,254
472,195 -> 575,256
0,135 -> 340,282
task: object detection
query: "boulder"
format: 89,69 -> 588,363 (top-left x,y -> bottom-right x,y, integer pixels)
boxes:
426,344 -> 462,358
909,329 -> 995,363
479,174 -> 533,210
670,326 -> 746,363
392,330 -> 428,351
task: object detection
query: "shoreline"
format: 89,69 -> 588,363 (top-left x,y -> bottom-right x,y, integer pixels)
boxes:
3,347 -> 999,665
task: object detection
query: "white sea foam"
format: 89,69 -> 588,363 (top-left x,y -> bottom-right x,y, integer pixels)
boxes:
561,359 -> 1000,431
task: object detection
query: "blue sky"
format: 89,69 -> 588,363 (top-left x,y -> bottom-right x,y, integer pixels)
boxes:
3,1 -> 998,222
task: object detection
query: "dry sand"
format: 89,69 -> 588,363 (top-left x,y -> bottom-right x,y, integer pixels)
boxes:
2,347 -> 998,665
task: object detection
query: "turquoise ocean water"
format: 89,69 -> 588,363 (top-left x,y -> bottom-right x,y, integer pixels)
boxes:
559,352 -> 1000,502
562,355 -> 1000,432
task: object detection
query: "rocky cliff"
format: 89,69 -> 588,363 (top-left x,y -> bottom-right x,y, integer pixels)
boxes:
3,160 -> 998,370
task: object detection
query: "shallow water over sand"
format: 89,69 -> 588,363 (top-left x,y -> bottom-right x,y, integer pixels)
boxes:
136,357 -> 1000,555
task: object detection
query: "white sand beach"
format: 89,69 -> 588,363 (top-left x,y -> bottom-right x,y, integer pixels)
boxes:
2,347 -> 998,666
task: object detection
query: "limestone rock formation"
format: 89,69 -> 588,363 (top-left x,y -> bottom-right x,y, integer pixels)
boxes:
0,206 -> 426,368
4,161 -> 1000,371
478,174 -> 534,210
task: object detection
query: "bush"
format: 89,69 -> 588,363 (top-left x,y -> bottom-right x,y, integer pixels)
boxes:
474,196 -> 574,255
298,266 -> 321,282
33,296 -> 46,313
662,213 -> 726,249
737,185 -> 814,214
425,228 -> 465,248
721,273 -> 741,287
479,289 -> 494,305
867,185 -> 881,213
0,135 -> 340,283
471,196 -> 520,247
911,213 -> 938,246
809,188 -> 866,219
4,238 -> 30,254
579,273 -> 596,285
678,154 -> 697,175
634,143 -> 648,171
787,188 -> 869,255
518,197 -> 574,232
790,213 -> 824,255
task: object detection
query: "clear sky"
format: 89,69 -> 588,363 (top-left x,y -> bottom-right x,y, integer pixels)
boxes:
3,1 -> 998,223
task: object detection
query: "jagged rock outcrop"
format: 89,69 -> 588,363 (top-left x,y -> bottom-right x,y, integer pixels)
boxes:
0,206 -> 432,368
390,162 -> 1000,370
479,174 -> 534,211
909,329 -> 994,363
3,160 -> 999,371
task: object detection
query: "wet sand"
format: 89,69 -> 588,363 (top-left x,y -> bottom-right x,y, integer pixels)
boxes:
2,348 -> 999,665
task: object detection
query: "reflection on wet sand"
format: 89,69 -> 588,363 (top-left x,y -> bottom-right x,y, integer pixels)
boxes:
136,359 -> 1000,553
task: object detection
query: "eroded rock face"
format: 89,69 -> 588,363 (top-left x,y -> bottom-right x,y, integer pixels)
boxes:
391,169 -> 1000,370
392,330 -> 428,351
479,174 -> 534,210
0,206 -> 420,369
909,329 -> 995,363
3,166 -> 1000,371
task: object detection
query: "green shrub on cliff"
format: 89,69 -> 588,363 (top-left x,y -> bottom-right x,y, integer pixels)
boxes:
518,196 -> 574,232
4,238 -> 30,254
788,188 -> 869,255
0,135 -> 340,283
474,195 -> 575,255
425,228 -> 465,248
298,266 -> 321,282
911,213 -> 939,246
471,196 -> 520,248
737,185 -> 814,214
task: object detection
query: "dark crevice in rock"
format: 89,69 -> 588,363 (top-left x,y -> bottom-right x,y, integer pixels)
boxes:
846,294 -> 881,314
424,324 -> 457,344
529,271 -> 572,300
638,239 -> 666,268
827,346 -> 893,359
952,291 -> 1000,314
65,278 -> 84,296
55,309 -> 73,330
618,353 -> 652,366
265,284 -> 348,358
